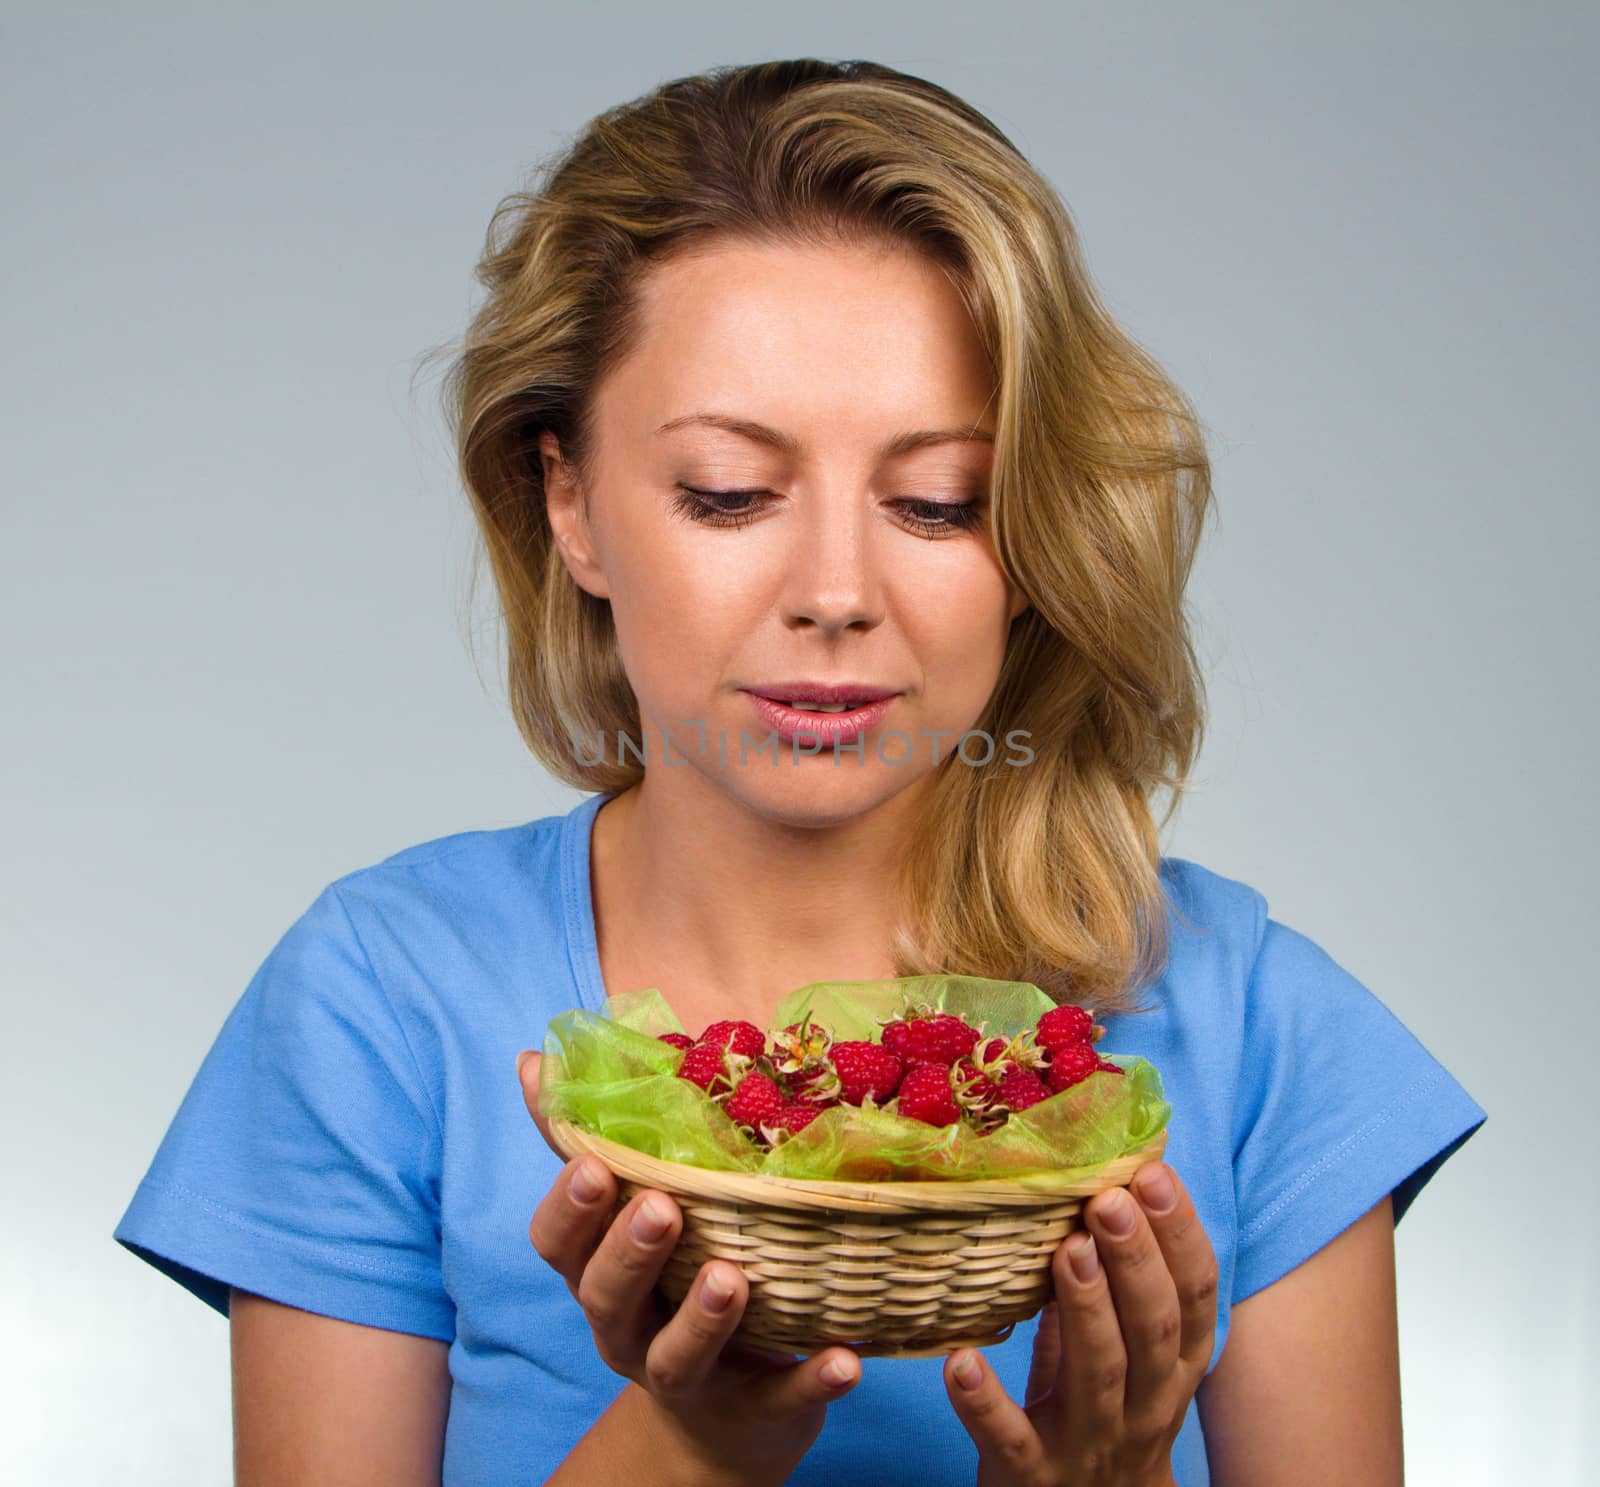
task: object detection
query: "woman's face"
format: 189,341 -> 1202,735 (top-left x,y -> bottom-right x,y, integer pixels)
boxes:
543,233 -> 1029,828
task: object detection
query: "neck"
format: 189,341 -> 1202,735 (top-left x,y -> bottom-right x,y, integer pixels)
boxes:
588,771 -> 931,1026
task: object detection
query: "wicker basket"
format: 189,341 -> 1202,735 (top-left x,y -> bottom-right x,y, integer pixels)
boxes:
547,1115 -> 1167,1360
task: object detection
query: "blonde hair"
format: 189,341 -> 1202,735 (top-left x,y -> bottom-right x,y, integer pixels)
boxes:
429,59 -> 1214,1016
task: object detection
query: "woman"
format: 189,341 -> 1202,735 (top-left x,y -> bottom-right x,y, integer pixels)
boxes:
114,59 -> 1485,1485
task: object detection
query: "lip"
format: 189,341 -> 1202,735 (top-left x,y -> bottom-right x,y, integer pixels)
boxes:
741,690 -> 899,749
744,682 -> 901,706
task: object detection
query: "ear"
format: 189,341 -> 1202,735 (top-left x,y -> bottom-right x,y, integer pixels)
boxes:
1007,584 -> 1031,623
539,430 -> 610,600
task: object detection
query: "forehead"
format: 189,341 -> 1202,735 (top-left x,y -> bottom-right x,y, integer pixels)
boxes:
597,235 -> 995,444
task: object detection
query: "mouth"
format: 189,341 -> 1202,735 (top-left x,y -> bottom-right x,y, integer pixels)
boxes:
739,686 -> 901,748
743,683 -> 900,711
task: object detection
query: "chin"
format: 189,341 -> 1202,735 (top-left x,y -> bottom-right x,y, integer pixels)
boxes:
717,760 -> 933,830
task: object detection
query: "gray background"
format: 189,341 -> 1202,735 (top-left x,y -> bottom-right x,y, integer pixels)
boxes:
5,2 -> 1594,1482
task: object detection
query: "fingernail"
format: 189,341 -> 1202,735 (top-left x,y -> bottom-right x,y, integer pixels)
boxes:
569,1160 -> 603,1204
631,1195 -> 670,1243
1137,1164 -> 1176,1215
701,1268 -> 734,1313
820,1356 -> 858,1389
516,1049 -> 537,1080
1068,1233 -> 1100,1283
953,1351 -> 982,1391
1098,1189 -> 1135,1236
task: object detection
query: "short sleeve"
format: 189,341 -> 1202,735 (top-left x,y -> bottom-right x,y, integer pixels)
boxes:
113,884 -> 455,1341
1230,915 -> 1486,1305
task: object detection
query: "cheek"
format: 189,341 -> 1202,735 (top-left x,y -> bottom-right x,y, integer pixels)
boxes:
603,539 -> 756,704
608,513 -> 765,620
898,561 -> 1014,686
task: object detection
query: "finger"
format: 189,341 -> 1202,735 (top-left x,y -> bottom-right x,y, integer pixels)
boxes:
1024,1301 -> 1061,1408
747,1342 -> 863,1415
517,1050 -> 561,1156
1082,1185 -> 1181,1428
943,1347 -> 1049,1479
575,1188 -> 684,1379
1052,1224 -> 1127,1446
527,1154 -> 619,1300
640,1260 -> 750,1400
1130,1161 -> 1220,1373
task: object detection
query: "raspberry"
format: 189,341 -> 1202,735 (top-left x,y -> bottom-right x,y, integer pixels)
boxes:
950,1055 -> 1001,1112
1035,1005 -> 1096,1055
774,1019 -> 832,1062
819,1041 -> 904,1106
778,1018 -> 833,1053
879,1009 -> 983,1067
697,1019 -> 766,1060
974,1029 -> 1049,1077
894,1062 -> 962,1126
762,1100 -> 826,1139
725,1070 -> 787,1131
784,1099 -> 827,1129
784,1062 -> 836,1103
657,1032 -> 694,1051
770,1016 -> 834,1095
996,1065 -> 1050,1112
1045,1042 -> 1107,1092
676,1041 -> 737,1097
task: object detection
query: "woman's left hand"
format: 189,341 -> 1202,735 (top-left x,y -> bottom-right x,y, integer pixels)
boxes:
942,1160 -> 1219,1486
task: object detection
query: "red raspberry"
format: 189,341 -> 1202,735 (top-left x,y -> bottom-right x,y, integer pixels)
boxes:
894,1062 -> 962,1126
657,1032 -> 694,1051
725,1070 -> 786,1131
779,1019 -> 833,1052
950,1055 -> 1001,1112
676,1042 -> 736,1097
1035,1004 -> 1096,1055
879,1010 -> 983,1067
770,1017 -> 834,1095
765,1100 -> 825,1136
784,1062 -> 836,1102
977,1036 -> 1010,1064
774,1020 -> 833,1062
823,1041 -> 904,1106
1045,1042 -> 1107,1092
996,1065 -> 1050,1112
697,1020 -> 766,1060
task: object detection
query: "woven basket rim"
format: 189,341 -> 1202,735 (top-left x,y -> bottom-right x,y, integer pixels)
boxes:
547,1116 -> 1168,1213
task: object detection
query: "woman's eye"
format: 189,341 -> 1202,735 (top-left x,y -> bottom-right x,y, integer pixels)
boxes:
671,484 -> 767,528
672,484 -> 982,538
894,498 -> 983,536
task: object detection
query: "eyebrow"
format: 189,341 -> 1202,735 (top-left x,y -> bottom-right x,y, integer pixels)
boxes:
653,412 -> 995,459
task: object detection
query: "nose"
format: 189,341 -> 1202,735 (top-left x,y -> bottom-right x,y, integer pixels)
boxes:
779,494 -> 887,636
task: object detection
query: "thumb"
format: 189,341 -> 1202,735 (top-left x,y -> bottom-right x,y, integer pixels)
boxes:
516,1049 -> 558,1154
749,1346 -> 863,1416
943,1349 -> 1045,1476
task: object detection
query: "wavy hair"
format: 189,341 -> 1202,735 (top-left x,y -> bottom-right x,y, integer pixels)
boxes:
425,58 -> 1215,1016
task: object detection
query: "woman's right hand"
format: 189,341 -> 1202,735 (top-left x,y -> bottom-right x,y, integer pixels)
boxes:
517,1050 -> 864,1487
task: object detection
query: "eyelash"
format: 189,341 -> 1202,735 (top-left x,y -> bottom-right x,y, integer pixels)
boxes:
670,485 -> 983,537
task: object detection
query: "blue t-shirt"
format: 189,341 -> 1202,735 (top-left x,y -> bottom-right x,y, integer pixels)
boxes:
114,790 -> 1486,1486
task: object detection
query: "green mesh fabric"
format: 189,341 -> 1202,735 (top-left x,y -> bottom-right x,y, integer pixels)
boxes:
538,976 -> 1170,1188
